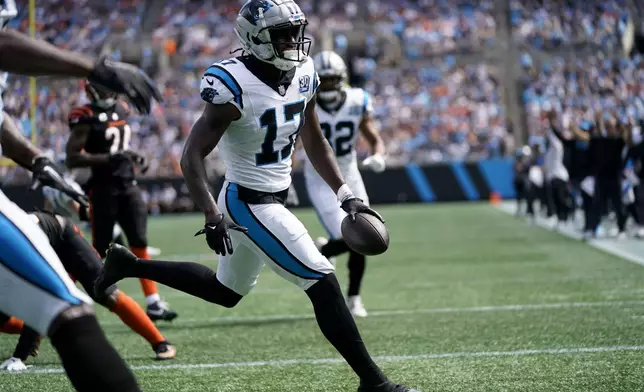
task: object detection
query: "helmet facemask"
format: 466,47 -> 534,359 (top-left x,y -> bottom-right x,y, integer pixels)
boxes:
85,82 -> 117,108
317,75 -> 344,102
252,21 -> 311,71
235,1 -> 312,72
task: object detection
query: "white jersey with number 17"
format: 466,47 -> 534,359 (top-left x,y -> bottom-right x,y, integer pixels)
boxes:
199,57 -> 319,193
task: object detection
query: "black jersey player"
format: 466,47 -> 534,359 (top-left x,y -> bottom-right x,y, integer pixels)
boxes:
65,82 -> 177,321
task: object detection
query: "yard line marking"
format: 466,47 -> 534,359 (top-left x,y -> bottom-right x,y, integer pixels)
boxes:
11,345 -> 644,375
496,202 -> 644,268
96,300 -> 644,326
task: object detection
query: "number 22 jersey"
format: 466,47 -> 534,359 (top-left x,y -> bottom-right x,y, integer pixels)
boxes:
200,57 -> 319,193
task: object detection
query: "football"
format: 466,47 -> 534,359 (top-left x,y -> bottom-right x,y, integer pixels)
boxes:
341,212 -> 390,256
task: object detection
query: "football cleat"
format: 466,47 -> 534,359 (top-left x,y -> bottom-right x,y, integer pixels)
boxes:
0,357 -> 30,372
146,301 -> 178,322
153,341 -> 177,361
94,243 -> 139,298
358,381 -> 420,392
314,237 -> 336,266
347,295 -> 368,318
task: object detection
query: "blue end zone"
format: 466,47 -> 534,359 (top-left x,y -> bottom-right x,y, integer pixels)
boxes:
405,164 -> 435,202
477,158 -> 516,199
0,212 -> 81,304
225,184 -> 325,280
451,163 -> 480,200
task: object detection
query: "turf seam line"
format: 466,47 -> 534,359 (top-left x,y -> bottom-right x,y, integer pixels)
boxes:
10,345 -> 644,375
94,300 -> 644,326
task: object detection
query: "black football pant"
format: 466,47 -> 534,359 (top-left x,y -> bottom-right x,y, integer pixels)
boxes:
89,185 -> 148,258
33,211 -> 118,302
547,178 -> 569,222
514,177 -> 535,216
631,184 -> 644,226
589,177 -> 626,233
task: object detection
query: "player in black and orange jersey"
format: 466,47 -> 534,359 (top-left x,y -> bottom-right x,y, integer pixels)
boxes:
65,81 -> 178,321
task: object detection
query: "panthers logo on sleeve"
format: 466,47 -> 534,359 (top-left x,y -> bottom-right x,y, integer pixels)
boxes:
200,61 -> 244,110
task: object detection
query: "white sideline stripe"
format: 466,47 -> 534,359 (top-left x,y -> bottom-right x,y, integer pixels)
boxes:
11,345 -> 644,375
495,203 -> 644,267
97,300 -> 644,326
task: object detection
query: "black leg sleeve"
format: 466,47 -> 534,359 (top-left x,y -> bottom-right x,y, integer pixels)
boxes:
347,251 -> 366,297
131,259 -> 242,308
49,315 -> 140,392
306,274 -> 387,387
320,239 -> 351,258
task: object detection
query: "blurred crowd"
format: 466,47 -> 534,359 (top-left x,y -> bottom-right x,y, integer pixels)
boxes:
510,0 -> 629,50
361,58 -> 507,166
2,0 -> 642,186
521,53 -> 644,147
367,0 -> 497,58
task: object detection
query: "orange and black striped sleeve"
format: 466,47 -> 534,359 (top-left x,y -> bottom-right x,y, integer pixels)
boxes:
68,105 -> 96,127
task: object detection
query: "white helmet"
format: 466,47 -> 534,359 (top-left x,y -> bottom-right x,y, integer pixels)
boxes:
235,0 -> 311,72
312,51 -> 347,102
0,0 -> 17,29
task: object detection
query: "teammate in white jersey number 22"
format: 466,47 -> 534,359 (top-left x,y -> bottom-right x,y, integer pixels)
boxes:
303,50 -> 386,318
94,1 -> 418,391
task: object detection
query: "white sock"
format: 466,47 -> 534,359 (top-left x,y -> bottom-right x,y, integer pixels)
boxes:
146,293 -> 161,305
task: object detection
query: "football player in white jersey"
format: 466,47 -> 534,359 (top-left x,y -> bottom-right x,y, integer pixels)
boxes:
95,1 -> 418,391
0,1 -> 160,388
304,51 -> 385,318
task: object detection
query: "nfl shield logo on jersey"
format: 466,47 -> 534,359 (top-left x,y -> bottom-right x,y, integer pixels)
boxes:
299,75 -> 311,93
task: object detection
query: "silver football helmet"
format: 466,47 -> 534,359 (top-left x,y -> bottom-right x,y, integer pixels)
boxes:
312,51 -> 347,102
235,0 -> 311,71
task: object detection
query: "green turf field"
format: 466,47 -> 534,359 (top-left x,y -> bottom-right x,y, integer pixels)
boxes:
2,203 -> 644,391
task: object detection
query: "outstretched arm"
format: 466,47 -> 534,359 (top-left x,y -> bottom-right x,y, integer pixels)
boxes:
0,112 -> 40,169
0,29 -> 93,76
300,98 -> 345,193
0,29 -> 160,114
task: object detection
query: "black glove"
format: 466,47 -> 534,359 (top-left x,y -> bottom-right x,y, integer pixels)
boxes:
194,214 -> 248,256
110,150 -> 149,174
340,197 -> 385,223
31,156 -> 89,209
88,56 -> 162,115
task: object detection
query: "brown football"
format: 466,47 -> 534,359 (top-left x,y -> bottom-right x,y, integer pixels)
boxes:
341,212 -> 389,256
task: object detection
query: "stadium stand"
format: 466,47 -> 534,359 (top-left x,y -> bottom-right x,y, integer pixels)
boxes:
2,0 -> 643,191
